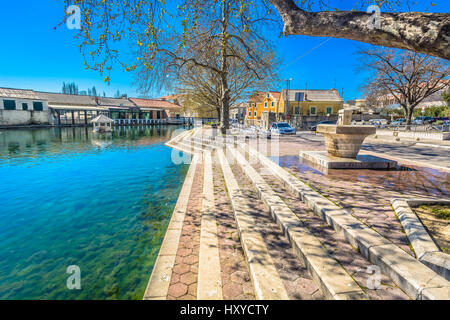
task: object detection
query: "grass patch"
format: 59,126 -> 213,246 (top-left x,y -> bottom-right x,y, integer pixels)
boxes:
429,205 -> 450,220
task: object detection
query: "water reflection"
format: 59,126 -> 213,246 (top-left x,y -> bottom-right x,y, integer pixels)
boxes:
0,125 -> 188,300
0,126 -> 180,166
275,155 -> 449,198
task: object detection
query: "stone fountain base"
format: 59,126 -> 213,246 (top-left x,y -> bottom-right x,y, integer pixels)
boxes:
299,151 -> 398,169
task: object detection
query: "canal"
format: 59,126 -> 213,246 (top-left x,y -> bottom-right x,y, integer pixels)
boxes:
0,126 -> 188,299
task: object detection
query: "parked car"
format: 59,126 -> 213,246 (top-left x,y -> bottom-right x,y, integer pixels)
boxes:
270,122 -> 296,135
257,128 -> 272,139
434,116 -> 449,122
369,119 -> 389,127
390,118 -> 406,126
412,116 -> 433,125
309,120 -> 336,131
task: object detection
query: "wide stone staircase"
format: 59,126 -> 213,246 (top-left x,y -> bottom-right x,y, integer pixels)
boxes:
154,128 -> 449,300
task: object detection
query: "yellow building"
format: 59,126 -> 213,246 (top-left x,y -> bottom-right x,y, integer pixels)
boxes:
246,91 -> 281,125
278,89 -> 344,116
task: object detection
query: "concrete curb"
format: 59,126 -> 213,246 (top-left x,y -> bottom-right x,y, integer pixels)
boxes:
227,146 -> 366,300
197,151 -> 223,299
143,153 -> 200,300
391,198 -> 450,281
217,148 -> 289,300
360,150 -> 450,173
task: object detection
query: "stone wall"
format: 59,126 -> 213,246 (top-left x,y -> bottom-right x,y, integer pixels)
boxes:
377,129 -> 450,141
284,114 -> 387,130
0,110 -> 52,126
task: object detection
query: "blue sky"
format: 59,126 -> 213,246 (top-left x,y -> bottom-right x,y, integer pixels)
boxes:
0,0 -> 448,101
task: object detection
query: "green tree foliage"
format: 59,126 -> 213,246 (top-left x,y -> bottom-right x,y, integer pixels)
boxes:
442,88 -> 450,106
62,82 -> 79,95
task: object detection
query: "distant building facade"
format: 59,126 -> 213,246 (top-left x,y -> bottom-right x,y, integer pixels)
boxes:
278,89 -> 343,117
230,102 -> 246,123
0,88 -> 51,126
246,91 -> 281,126
0,87 -> 187,127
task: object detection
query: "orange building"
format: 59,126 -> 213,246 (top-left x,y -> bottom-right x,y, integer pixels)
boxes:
246,91 -> 281,125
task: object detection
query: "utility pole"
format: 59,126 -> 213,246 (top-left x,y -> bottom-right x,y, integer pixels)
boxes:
284,78 -> 292,118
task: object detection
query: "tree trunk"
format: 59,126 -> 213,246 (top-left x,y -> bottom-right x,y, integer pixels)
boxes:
269,0 -> 450,60
404,104 -> 413,131
219,0 -> 230,135
216,107 -> 221,123
220,76 -> 230,135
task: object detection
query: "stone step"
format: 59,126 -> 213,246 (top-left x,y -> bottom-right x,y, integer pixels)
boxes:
143,153 -> 200,300
197,151 -> 223,299
242,144 -> 450,300
217,148 -> 290,300
174,140 -> 205,154
227,146 -> 367,300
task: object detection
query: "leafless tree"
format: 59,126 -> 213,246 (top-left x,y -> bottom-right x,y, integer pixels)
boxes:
167,43 -> 278,120
360,47 -> 449,128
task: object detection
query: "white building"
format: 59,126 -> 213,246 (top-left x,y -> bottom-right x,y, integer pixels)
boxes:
0,88 -> 51,126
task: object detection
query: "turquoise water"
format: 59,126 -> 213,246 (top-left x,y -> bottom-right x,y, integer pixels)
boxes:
0,126 -> 188,299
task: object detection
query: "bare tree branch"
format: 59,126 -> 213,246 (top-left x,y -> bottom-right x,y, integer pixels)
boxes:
269,0 -> 450,60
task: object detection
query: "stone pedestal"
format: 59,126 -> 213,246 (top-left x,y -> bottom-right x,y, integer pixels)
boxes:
317,124 -> 376,158
300,151 -> 398,169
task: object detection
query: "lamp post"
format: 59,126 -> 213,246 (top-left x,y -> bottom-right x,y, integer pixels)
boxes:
284,78 -> 292,119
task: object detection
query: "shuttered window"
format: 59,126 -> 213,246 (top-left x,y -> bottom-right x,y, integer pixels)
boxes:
33,101 -> 43,111
3,100 -> 16,110
22,103 -> 28,110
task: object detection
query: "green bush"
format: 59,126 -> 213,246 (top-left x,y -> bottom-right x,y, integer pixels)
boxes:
413,105 -> 450,117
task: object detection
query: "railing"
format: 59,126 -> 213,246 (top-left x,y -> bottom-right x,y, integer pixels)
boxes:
383,123 -> 450,132
113,119 -> 168,125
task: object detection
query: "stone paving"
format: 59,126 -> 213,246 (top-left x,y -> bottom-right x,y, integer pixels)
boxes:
260,136 -> 449,257
212,153 -> 255,300
281,156 -> 449,256
247,157 -> 409,299
229,159 -> 324,300
152,129 -> 449,300
167,162 -> 203,300
166,151 -> 258,300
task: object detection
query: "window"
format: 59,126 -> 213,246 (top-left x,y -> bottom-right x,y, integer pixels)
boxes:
326,107 -> 332,115
253,103 -> 256,108
33,101 -> 43,111
248,111 -> 251,116
267,93 -> 270,98
3,100 -> 16,110
22,103 -> 28,110
295,106 -> 300,114
264,102 -> 267,108
254,111 -> 257,116
271,101 -> 274,108
310,106 -> 317,116
295,92 -> 304,101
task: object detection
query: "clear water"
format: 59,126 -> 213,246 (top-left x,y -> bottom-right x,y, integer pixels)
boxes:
0,126 -> 188,300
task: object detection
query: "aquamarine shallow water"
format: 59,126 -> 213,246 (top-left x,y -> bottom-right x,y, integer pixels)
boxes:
0,126 -> 188,299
